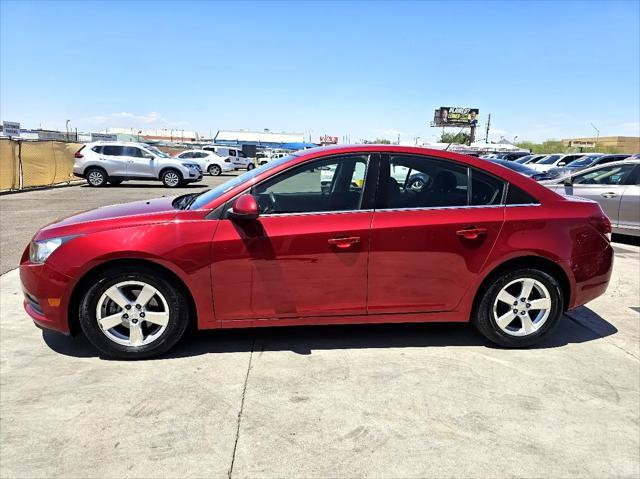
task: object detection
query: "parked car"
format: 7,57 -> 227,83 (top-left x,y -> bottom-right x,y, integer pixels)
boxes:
494,151 -> 532,161
175,149 -> 234,176
487,159 -> 555,180
547,154 -> 629,178
514,154 -> 547,165
22,145 -> 613,359
544,160 -> 639,236
528,153 -> 586,173
73,142 -> 203,187
201,145 -> 254,170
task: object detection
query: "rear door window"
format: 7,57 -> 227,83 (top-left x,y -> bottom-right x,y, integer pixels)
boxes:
102,145 -> 124,156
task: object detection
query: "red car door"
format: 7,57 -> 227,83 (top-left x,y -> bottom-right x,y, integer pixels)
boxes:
368,153 -> 505,314
211,154 -> 374,321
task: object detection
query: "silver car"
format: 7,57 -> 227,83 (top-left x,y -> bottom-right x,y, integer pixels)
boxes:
73,141 -> 203,187
544,160 -> 640,236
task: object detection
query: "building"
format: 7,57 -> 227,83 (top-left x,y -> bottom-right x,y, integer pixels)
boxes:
561,136 -> 640,154
106,128 -> 208,143
214,129 -> 310,149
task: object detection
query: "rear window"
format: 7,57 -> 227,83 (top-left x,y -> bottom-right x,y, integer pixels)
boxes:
91,146 -> 102,154
506,184 -> 538,205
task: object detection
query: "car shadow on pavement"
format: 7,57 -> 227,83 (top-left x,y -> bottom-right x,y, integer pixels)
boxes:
79,184 -> 208,189
42,305 -> 617,360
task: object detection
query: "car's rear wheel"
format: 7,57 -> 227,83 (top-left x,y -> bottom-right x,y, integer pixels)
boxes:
161,169 -> 183,187
247,163 -> 255,171
78,266 -> 189,359
85,168 -> 107,187
208,164 -> 222,176
474,268 -> 563,348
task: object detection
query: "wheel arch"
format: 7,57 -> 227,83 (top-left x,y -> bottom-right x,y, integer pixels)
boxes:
471,255 -> 572,320
67,258 -> 197,336
83,164 -> 107,176
158,166 -> 183,180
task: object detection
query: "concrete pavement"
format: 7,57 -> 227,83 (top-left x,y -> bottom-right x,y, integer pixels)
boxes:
0,242 -> 638,478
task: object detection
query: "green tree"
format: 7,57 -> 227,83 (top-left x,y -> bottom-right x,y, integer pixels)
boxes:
440,132 -> 470,144
373,138 -> 392,144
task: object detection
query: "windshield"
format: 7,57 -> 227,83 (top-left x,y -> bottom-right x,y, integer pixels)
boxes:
145,145 -> 170,158
537,154 -> 561,165
514,155 -> 533,164
189,154 -> 295,210
566,154 -> 600,167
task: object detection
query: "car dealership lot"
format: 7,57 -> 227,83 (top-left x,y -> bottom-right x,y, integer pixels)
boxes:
1,178 -> 639,478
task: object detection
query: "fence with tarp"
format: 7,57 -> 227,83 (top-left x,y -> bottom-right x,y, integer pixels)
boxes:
0,138 -> 82,192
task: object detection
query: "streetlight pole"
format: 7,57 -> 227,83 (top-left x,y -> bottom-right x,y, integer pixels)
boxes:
590,123 -> 600,147
65,120 -> 70,141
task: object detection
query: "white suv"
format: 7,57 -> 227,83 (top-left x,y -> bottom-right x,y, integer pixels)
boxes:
73,142 -> 203,187
174,149 -> 234,176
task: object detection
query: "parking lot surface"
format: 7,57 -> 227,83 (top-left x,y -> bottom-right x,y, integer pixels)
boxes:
1,177 -> 639,478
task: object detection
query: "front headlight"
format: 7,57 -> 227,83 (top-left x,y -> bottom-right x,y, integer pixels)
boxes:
183,163 -> 200,169
29,236 -> 78,264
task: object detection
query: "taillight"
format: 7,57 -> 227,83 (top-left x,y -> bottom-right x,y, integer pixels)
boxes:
224,158 -> 231,163
74,146 -> 85,159
589,215 -> 612,240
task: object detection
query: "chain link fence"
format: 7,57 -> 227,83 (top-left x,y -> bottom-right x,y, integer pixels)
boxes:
0,138 -> 82,192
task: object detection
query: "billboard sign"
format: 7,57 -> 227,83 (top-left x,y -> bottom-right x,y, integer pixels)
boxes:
2,121 -> 20,137
433,107 -> 479,127
320,135 -> 338,144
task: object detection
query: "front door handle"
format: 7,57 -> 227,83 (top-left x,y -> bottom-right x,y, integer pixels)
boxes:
601,192 -> 617,198
328,236 -> 361,249
456,227 -> 487,240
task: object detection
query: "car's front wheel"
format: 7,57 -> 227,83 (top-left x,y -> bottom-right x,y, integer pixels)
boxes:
208,164 -> 222,176
78,266 -> 189,359
247,163 -> 255,171
161,169 -> 183,187
474,268 -> 563,348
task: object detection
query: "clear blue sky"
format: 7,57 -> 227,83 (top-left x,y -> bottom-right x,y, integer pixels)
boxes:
1,0 -> 639,143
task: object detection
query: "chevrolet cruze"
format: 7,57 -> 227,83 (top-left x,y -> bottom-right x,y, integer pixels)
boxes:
20,146 -> 614,359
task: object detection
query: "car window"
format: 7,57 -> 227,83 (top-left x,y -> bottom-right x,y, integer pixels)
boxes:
506,184 -> 539,205
123,146 -> 144,157
250,155 -> 369,214
537,155 -> 561,165
238,151 -> 246,158
229,150 -> 237,156
384,155 -> 468,209
102,145 -> 124,156
91,146 -> 103,154
195,152 -> 209,158
178,152 -> 192,158
471,169 -> 505,205
574,164 -> 635,185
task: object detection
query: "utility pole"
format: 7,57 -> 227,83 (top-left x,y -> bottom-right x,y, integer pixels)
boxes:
590,123 -> 600,147
65,120 -> 70,141
484,113 -> 491,142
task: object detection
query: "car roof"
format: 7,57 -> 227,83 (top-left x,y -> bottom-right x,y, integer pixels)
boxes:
87,141 -> 150,147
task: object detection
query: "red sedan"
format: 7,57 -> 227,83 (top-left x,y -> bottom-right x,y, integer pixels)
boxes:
20,146 -> 614,359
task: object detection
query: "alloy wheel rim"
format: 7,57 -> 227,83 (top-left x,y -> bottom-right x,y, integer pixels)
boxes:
96,281 -> 170,347
165,172 -> 179,186
492,278 -> 552,337
88,171 -> 103,185
209,165 -> 221,175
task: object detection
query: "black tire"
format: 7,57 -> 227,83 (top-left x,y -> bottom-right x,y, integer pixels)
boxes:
108,180 -> 123,186
473,268 -> 563,348
161,169 -> 183,187
208,164 -> 222,176
85,167 -> 107,187
78,265 -> 190,359
247,163 -> 255,171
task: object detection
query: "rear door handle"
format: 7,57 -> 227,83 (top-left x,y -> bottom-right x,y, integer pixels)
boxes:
328,236 -> 361,249
456,227 -> 487,240
601,192 -> 617,198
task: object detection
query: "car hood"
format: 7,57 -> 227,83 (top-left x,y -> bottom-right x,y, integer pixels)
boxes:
36,196 -> 179,240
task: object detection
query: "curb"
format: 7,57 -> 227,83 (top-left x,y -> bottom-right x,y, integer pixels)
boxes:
0,180 -> 84,196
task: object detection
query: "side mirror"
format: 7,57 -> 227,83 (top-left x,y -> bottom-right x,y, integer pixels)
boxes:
144,154 -> 155,160
563,175 -> 573,186
228,194 -> 259,220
